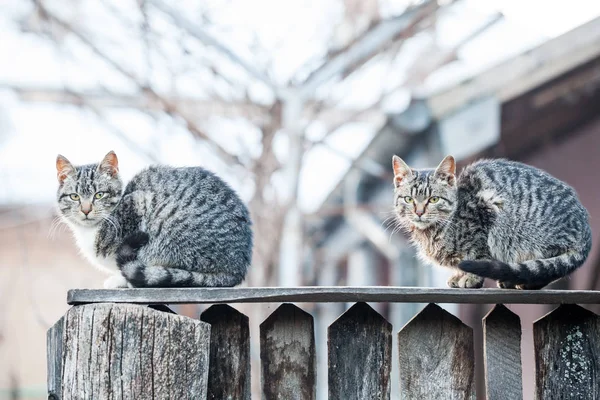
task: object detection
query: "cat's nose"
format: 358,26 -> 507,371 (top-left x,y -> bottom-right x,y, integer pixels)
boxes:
415,210 -> 424,217
81,203 -> 92,215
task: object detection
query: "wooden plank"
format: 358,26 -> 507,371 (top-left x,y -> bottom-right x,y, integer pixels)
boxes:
47,316 -> 64,400
260,303 -> 316,400
328,302 -> 392,399
483,304 -> 523,400
200,304 -> 251,400
398,303 -> 475,399
69,287 -> 600,305
56,303 -> 211,399
534,304 -> 600,399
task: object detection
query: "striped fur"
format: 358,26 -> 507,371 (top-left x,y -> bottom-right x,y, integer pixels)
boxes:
392,155 -> 592,289
56,151 -> 253,288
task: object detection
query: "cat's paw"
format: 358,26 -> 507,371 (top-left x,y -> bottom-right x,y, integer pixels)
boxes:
497,281 -> 518,289
516,283 -> 547,290
497,281 -> 546,289
447,274 -> 462,288
103,274 -> 129,289
458,273 -> 484,289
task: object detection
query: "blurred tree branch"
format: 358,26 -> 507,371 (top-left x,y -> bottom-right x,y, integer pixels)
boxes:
2,85 -> 387,131
148,0 -> 280,95
33,0 -> 245,167
18,0 -> 494,290
72,92 -> 162,163
306,9 -> 503,154
296,1 -> 438,99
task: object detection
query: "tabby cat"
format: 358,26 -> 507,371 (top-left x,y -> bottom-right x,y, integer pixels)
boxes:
56,151 -> 252,288
392,155 -> 591,289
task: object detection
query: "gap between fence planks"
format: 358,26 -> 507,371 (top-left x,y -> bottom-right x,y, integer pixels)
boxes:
68,287 -> 600,305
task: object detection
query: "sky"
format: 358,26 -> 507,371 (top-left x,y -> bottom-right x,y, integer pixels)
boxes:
1,0 -> 599,215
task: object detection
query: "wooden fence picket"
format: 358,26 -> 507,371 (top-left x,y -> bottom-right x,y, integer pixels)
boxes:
201,304 -> 251,400
483,304 -> 523,400
398,303 -> 475,399
328,302 -> 392,400
534,304 -> 600,399
260,303 -> 316,400
47,316 -> 64,400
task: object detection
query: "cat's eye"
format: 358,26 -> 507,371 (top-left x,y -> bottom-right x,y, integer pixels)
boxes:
404,196 -> 414,203
429,196 -> 440,203
69,194 -> 80,201
94,192 -> 105,199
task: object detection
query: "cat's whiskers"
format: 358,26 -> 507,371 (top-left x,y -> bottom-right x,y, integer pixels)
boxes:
381,213 -> 400,232
386,213 -> 413,242
48,216 -> 68,240
382,208 -> 402,232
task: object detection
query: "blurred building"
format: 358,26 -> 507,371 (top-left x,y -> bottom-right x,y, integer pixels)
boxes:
310,17 -> 600,399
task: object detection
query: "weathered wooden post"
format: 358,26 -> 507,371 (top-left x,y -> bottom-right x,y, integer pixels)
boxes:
201,304 -> 251,400
483,304 -> 522,400
534,304 -> 600,399
260,303 -> 316,400
47,303 -> 211,400
398,303 -> 475,399
328,302 -> 392,400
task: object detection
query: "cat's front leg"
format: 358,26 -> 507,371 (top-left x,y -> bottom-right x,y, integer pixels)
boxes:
447,249 -> 487,289
447,271 -> 484,288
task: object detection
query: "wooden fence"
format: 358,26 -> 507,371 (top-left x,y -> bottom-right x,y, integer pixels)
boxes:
48,287 -> 600,399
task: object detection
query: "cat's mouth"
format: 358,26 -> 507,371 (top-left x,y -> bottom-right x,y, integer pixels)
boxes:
411,219 -> 433,230
76,215 -> 100,226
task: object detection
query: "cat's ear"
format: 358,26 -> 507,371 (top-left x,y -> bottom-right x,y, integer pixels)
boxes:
56,154 -> 76,185
392,155 -> 412,187
98,151 -> 119,177
434,155 -> 456,185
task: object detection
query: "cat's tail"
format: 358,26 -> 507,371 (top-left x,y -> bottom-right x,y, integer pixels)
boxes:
458,244 -> 591,288
120,260 -> 244,288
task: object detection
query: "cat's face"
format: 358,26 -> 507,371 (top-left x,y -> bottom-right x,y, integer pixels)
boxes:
392,155 -> 457,230
56,151 -> 123,227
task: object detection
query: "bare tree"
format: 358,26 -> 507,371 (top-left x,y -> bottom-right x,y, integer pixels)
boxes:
4,1 -> 505,397
9,0 -> 496,320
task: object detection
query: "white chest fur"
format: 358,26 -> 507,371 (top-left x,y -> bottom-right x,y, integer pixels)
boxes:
68,224 -> 118,274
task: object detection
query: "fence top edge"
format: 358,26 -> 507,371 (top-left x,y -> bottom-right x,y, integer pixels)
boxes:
67,286 -> 600,305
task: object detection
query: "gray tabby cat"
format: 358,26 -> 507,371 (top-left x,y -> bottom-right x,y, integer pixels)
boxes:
392,155 -> 591,289
56,151 -> 252,288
